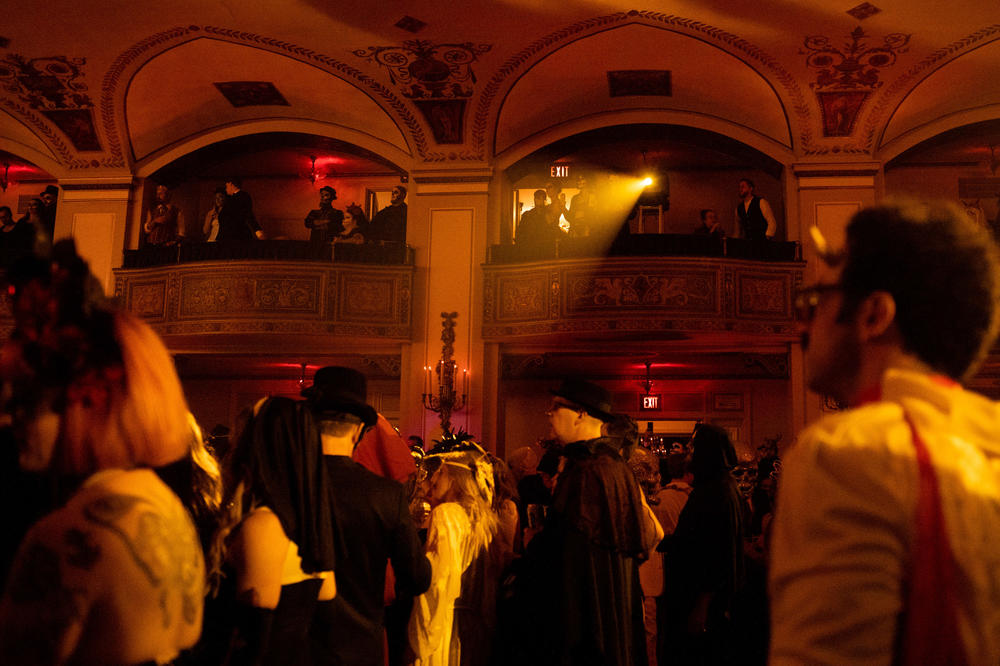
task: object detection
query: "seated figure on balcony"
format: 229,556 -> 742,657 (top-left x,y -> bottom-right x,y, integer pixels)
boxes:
144,184 -> 184,247
218,177 -> 265,242
305,186 -> 344,244
368,185 -> 408,244
517,189 -> 561,247
694,209 -> 726,238
332,204 -> 366,245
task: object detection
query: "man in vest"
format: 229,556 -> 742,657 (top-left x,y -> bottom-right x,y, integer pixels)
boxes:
734,178 -> 777,241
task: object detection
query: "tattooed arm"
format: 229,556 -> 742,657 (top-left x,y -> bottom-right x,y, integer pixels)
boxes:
0,516 -> 99,664
0,470 -> 205,665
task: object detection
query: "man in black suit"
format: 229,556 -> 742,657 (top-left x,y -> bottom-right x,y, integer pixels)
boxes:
217,177 -> 265,241
304,366 -> 430,666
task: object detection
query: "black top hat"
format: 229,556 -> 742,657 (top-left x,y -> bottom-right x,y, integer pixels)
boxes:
301,366 -> 377,427
550,378 -> 614,422
41,185 -> 59,197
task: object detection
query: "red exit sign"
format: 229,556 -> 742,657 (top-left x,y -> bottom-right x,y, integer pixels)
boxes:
640,394 -> 661,410
550,165 -> 569,178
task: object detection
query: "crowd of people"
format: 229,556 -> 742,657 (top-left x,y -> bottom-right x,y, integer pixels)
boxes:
515,177 -> 778,246
142,181 -> 409,249
1,196 -> 999,665
0,185 -> 59,262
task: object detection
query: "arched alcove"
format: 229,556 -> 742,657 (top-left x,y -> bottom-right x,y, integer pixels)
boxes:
880,39 -> 1000,155
885,119 -> 1000,234
0,148 -> 59,220
140,131 -> 407,244
125,38 -> 411,163
501,123 -> 785,242
493,23 -> 792,157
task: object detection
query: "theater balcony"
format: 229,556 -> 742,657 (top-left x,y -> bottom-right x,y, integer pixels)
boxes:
483,236 -> 803,344
113,240 -> 414,354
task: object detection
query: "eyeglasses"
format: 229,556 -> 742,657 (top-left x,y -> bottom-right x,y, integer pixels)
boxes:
794,283 -> 844,323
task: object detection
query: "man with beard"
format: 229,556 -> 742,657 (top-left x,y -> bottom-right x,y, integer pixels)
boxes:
734,178 -> 776,241
769,200 -> 1000,665
515,378 -> 661,666
143,184 -> 184,246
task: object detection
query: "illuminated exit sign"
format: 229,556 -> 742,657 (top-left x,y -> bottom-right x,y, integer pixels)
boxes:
550,165 -> 569,178
640,394 -> 661,411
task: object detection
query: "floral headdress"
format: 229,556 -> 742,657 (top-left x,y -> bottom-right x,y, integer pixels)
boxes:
423,433 -> 494,507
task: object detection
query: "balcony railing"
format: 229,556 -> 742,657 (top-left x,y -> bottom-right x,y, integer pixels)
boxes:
122,240 -> 413,268
483,253 -> 804,341
114,256 -> 414,347
488,234 -> 799,264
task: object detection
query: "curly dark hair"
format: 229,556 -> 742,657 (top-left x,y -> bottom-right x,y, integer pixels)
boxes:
837,200 -> 1000,381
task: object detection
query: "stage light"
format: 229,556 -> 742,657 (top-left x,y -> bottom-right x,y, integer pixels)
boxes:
640,176 -> 654,187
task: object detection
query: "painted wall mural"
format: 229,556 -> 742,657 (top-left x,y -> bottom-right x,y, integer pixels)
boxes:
354,40 -> 492,144
0,53 -> 102,151
803,27 -> 910,137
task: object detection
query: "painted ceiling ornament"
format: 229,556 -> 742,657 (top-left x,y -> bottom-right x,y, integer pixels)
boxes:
354,40 -> 492,145
0,53 -> 101,151
803,26 -> 910,138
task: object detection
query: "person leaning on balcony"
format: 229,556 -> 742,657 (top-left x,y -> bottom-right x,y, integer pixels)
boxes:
218,177 -> 265,241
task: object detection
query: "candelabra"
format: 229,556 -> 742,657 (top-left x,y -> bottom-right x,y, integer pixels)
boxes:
422,312 -> 469,436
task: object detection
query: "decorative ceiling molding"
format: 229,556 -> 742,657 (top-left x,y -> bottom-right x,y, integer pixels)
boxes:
353,40 -> 492,146
804,27 -> 910,138
471,10 -> 812,161
866,24 -> 1000,152
99,25 -> 196,168
98,25 -> 429,170
0,53 -> 101,168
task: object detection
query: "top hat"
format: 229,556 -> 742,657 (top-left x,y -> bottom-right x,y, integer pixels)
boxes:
41,185 -> 59,197
550,378 -> 614,422
301,366 -> 377,427
319,185 -> 337,198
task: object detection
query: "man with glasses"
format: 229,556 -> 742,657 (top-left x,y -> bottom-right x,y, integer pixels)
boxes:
302,366 -> 430,666
517,378 -> 661,666
770,201 -> 1000,665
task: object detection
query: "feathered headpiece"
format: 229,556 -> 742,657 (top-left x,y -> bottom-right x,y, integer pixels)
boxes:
424,435 -> 494,507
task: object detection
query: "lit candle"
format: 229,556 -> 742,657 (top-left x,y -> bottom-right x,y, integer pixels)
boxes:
463,367 -> 469,396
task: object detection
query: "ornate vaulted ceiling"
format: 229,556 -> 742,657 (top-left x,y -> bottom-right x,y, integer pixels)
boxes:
1,1 -> 997,178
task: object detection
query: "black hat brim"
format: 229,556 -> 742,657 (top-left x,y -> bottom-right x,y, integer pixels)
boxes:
549,388 -> 614,422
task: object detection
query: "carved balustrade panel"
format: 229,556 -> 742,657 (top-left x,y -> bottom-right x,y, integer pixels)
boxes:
114,261 -> 413,341
483,257 -> 803,340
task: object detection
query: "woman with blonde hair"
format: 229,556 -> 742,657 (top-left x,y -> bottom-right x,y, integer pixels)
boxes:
0,241 -> 205,665
409,441 -> 499,666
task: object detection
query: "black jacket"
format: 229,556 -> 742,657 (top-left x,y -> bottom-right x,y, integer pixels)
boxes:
311,456 -> 430,666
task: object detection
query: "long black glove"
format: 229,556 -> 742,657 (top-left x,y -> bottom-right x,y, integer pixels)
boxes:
226,603 -> 275,666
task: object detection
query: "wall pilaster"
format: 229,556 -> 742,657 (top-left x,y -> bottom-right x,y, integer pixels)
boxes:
789,162 -> 881,435
400,167 -> 494,448
57,177 -> 136,295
